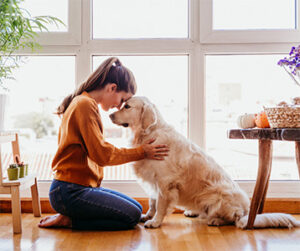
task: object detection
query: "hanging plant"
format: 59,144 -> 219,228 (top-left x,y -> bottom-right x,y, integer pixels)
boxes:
0,0 -> 64,90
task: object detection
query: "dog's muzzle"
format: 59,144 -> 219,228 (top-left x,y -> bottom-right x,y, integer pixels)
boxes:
109,114 -> 129,127
109,113 -> 115,121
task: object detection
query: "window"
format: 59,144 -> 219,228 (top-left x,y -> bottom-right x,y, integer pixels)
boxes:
20,0 -> 68,32
2,56 -> 75,181
199,0 -> 300,196
201,0 -> 300,43
93,0 -> 188,38
213,0 -> 296,30
3,0 -> 299,197
206,55 -> 300,180
20,0 -> 81,45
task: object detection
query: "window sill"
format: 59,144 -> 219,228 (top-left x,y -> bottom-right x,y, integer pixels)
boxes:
1,180 -> 298,199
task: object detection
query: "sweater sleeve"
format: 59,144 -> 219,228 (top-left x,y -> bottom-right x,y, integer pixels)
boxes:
74,98 -> 145,166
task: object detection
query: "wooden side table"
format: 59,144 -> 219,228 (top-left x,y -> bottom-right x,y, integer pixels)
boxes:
228,128 -> 300,229
0,131 -> 41,234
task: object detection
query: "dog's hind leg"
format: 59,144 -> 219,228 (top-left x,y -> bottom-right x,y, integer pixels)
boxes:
140,198 -> 156,222
144,187 -> 179,228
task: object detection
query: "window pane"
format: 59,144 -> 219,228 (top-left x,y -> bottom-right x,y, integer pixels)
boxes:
2,56 -> 75,181
93,0 -> 188,38
93,56 -> 188,180
206,55 -> 300,180
20,0 -> 68,32
213,0 -> 296,30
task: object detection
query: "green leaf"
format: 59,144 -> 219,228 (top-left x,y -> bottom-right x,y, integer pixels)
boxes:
0,0 -> 65,90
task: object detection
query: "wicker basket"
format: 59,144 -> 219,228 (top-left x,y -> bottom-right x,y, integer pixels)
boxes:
264,106 -> 300,128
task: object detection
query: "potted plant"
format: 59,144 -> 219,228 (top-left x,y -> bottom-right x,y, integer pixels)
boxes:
0,0 -> 64,130
7,164 -> 19,181
277,45 -> 300,87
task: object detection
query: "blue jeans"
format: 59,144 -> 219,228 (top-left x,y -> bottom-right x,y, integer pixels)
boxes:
49,179 -> 142,230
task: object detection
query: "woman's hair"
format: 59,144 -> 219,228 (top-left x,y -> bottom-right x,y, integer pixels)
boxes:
56,57 -> 137,115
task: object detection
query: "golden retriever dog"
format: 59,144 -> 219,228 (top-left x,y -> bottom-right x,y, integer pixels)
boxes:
110,96 -> 300,229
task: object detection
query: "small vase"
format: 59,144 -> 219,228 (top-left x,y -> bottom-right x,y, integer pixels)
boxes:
18,166 -> 25,178
7,168 -> 19,181
25,164 -> 29,176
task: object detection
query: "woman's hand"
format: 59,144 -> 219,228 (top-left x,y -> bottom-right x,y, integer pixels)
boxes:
141,138 -> 169,160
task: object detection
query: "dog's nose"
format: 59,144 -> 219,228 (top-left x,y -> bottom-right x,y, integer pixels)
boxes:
109,113 -> 115,121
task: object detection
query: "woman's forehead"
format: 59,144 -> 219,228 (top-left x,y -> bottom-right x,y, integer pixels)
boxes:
122,92 -> 133,101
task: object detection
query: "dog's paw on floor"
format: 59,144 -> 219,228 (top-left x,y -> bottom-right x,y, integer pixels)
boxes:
140,214 -> 153,222
184,210 -> 199,218
144,219 -> 161,228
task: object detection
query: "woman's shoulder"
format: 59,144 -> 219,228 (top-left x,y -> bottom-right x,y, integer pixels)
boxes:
72,94 -> 98,113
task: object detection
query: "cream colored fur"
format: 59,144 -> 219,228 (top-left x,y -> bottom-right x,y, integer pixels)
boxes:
110,96 -> 300,229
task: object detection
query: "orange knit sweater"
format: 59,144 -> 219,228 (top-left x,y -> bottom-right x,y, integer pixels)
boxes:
52,91 -> 145,187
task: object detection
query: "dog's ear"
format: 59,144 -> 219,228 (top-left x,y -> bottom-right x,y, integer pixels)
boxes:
141,104 -> 157,130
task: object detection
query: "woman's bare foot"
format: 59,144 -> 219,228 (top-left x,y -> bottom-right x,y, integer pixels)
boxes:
38,214 -> 72,228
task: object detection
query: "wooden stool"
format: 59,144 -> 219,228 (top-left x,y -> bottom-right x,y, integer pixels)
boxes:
0,131 -> 41,234
228,128 -> 300,229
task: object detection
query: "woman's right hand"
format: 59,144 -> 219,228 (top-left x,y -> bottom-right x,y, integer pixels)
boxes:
141,138 -> 169,160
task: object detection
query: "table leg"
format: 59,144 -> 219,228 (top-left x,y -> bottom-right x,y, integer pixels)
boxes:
295,142 -> 300,179
11,186 -> 22,234
258,169 -> 272,214
246,139 -> 273,229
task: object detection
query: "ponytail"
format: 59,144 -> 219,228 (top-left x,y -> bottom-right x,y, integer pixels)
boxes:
56,57 -> 136,115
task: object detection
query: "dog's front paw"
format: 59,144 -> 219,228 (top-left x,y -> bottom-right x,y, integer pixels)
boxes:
140,214 -> 153,222
184,210 -> 199,218
144,219 -> 161,228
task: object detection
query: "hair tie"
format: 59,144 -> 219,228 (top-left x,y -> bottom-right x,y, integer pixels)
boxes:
114,59 -> 122,67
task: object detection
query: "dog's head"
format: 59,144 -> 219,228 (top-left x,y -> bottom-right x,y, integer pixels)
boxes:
109,96 -> 157,131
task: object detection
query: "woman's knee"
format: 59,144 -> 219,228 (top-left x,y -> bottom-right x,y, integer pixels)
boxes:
99,187 -> 143,212
49,185 -> 68,215
126,205 -> 142,227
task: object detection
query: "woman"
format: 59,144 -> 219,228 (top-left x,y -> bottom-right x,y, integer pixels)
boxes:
38,57 -> 169,230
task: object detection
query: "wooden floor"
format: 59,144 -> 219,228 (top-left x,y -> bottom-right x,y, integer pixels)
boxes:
1,214 -> 300,251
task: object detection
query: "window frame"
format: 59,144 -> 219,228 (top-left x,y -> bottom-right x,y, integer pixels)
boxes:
200,0 -> 300,44
8,0 -> 300,199
33,0 -> 81,45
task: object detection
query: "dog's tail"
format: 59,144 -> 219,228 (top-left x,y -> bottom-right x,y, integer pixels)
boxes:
235,213 -> 300,229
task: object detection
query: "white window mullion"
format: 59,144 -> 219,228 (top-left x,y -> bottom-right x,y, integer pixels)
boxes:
189,0 -> 204,148
199,0 -> 212,43
8,180 -> 299,198
67,0 -> 82,44
297,0 -> 300,29
189,49 -> 205,148
76,0 -> 92,86
201,43 -> 298,55
89,39 -> 193,55
189,0 -> 200,42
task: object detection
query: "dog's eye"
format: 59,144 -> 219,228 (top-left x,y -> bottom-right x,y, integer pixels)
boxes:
124,104 -> 131,109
